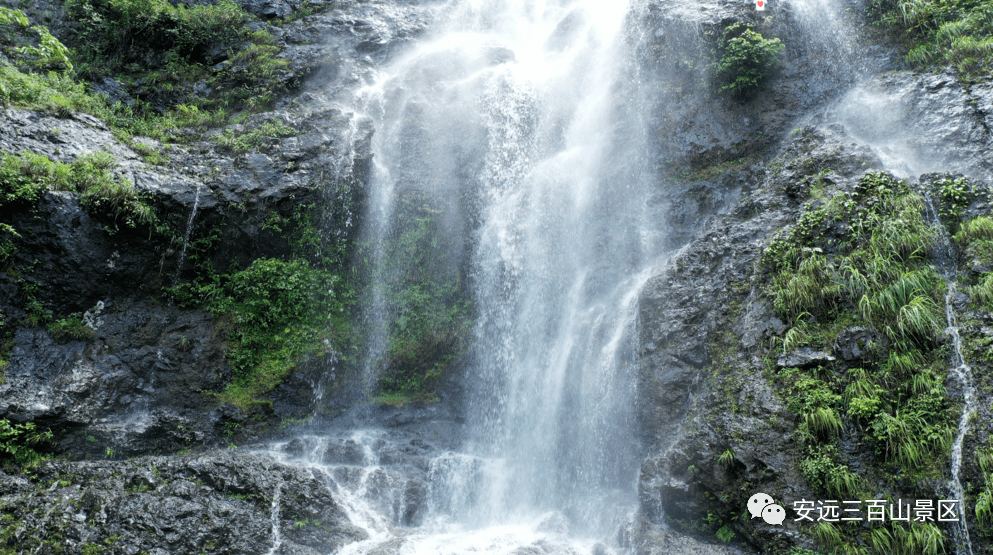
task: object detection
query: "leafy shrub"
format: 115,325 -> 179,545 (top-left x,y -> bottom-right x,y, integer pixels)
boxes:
710,22 -> 784,97
1,0 -> 293,145
873,0 -> 993,73
175,257 -> 349,404
66,0 -> 291,118
0,7 -> 73,71
0,153 -> 48,209
66,0 -> 248,72
0,418 -> 52,466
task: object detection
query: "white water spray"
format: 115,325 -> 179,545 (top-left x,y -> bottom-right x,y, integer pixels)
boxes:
309,0 -> 667,549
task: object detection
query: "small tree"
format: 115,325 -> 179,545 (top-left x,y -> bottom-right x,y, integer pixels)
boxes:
0,7 -> 73,71
710,22 -> 784,97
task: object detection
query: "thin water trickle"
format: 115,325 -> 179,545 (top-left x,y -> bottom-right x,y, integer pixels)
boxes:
944,283 -> 977,555
923,192 -> 975,555
265,481 -> 284,555
172,183 -> 202,288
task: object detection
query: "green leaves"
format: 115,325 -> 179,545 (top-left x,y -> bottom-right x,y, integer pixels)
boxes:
175,256 -> 350,404
0,418 -> 52,466
878,0 -> 993,73
765,169 -> 955,533
0,151 -> 157,230
709,22 -> 784,97
0,8 -> 73,71
66,0 -> 248,68
212,120 -> 298,153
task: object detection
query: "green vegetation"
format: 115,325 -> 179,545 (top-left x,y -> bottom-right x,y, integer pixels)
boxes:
954,212 -> 993,305
710,21 -> 785,97
975,440 -> 993,536
67,0 -> 291,115
361,191 -> 472,405
47,316 -> 95,341
871,0 -> 993,75
0,0 -> 304,151
0,7 -> 73,71
173,202 -> 356,406
0,150 -> 158,231
176,258 -> 345,405
763,171 -> 953,553
0,418 -> 52,467
212,120 -> 298,153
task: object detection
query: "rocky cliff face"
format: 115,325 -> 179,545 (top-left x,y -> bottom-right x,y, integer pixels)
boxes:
2,0 -> 993,553
635,65 -> 993,554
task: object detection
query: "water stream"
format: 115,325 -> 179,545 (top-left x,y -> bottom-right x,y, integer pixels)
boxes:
867,129 -> 977,555
265,481 -> 286,555
945,283 -> 977,555
172,183 -> 202,288
270,0 -> 982,551
284,0 -> 667,551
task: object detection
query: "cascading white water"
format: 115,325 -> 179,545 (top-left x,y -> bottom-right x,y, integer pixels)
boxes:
944,283 -> 977,555
335,0 -> 665,551
265,481 -> 285,555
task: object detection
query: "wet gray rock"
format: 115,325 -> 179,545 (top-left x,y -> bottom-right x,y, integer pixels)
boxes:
775,347 -> 836,369
640,0 -> 899,181
636,126 -> 888,551
0,189 -> 162,317
0,451 -> 367,554
238,0 -> 296,19
738,300 -> 785,350
632,519 -> 753,555
832,327 -> 880,362
0,300 -> 222,456
394,478 -> 427,526
321,439 -> 366,465
973,81 -> 993,134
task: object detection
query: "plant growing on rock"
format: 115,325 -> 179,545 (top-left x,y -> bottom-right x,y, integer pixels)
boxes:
0,418 -> 52,467
764,171 -> 954,552
0,151 -> 157,231
0,7 -> 73,71
873,0 -> 993,74
709,22 -> 784,97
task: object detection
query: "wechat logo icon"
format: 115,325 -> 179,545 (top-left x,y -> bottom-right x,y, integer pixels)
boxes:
748,493 -> 786,526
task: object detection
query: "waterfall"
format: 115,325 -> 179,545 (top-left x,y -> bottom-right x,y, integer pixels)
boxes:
321,0 -> 666,550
